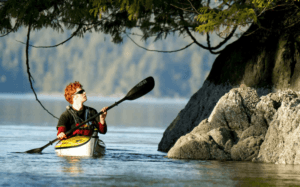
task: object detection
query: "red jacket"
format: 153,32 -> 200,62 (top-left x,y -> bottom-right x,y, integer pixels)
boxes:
57,121 -> 107,137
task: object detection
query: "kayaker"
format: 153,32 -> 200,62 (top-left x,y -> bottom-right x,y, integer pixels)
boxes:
56,81 -> 108,140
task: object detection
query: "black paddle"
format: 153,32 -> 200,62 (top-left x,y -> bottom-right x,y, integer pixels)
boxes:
24,76 -> 155,154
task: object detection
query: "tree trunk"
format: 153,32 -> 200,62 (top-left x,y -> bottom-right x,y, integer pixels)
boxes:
158,6 -> 300,152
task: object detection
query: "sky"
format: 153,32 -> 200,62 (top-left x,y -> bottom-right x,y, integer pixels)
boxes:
0,25 -> 239,99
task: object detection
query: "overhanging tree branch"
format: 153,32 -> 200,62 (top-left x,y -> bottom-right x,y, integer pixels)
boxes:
178,12 -> 214,51
126,33 -> 194,53
206,33 -> 224,54
182,7 -> 237,55
183,26 -> 211,50
25,22 -> 59,120
205,26 -> 238,54
207,26 -> 237,50
17,24 -> 82,48
0,30 -> 12,37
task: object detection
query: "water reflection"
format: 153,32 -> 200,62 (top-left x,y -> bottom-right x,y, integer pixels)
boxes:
60,157 -> 84,175
227,162 -> 300,186
190,161 -> 300,186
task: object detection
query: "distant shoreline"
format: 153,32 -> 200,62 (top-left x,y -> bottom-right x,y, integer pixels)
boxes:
0,93 -> 189,104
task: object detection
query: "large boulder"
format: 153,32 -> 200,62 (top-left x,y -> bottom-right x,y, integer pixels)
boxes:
167,88 -> 300,163
168,87 -> 264,160
207,86 -> 260,138
231,135 -> 264,161
167,128 -> 231,160
255,91 -> 300,164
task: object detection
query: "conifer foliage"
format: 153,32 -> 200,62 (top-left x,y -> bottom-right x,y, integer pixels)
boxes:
0,0 -> 99,38
1,0 -> 299,51
89,0 -> 300,46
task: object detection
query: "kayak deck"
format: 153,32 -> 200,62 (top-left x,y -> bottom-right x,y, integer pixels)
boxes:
55,136 -> 91,149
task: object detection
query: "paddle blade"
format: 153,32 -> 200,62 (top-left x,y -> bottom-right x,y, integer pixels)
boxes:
125,76 -> 155,100
25,148 -> 43,154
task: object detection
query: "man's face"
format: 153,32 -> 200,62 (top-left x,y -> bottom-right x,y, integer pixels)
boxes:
73,87 -> 87,104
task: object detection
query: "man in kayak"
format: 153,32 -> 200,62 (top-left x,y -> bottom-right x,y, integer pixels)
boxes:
56,81 -> 108,140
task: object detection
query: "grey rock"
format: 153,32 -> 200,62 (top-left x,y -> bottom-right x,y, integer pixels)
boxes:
256,94 -> 281,125
167,87 -> 262,161
256,94 -> 300,164
167,87 -> 261,161
240,124 -> 267,141
167,134 -> 211,160
167,133 -> 231,160
207,127 -> 233,148
158,82 -> 232,152
190,118 -> 214,135
231,136 -> 264,161
224,139 -> 233,154
250,113 -> 267,128
166,87 -> 300,164
208,87 -> 260,133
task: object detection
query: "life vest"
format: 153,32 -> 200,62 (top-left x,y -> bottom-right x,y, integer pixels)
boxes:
66,106 -> 96,130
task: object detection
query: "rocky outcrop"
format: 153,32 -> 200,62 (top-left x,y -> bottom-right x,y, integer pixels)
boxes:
167,87 -> 300,164
158,6 -> 300,153
158,82 -> 233,152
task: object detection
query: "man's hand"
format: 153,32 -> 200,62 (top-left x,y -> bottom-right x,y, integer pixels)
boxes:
100,106 -> 108,124
57,132 -> 67,140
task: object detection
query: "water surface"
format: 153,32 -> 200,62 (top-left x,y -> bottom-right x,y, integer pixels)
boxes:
1,96 -> 300,186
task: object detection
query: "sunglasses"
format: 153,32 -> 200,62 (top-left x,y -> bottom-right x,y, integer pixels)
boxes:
73,89 -> 85,95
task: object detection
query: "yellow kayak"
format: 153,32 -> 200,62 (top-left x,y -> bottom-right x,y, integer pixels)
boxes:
55,135 -> 105,157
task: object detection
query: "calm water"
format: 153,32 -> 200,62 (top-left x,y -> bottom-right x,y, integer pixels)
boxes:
1,95 -> 300,186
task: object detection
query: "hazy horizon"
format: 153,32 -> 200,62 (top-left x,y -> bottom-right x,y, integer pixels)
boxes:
1,26 -> 239,98
0,92 -> 189,104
